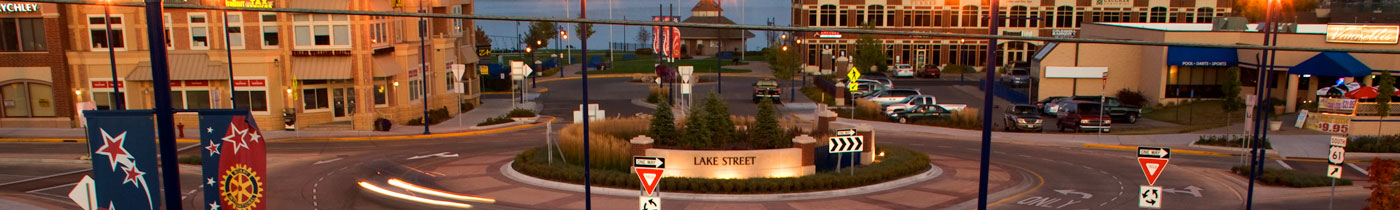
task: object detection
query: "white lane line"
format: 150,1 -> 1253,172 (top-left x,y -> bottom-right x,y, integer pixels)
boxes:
1274,160 -> 1294,170
313,157 -> 344,165
1018,154 -> 1033,158
25,183 -> 76,194
1347,163 -> 1370,176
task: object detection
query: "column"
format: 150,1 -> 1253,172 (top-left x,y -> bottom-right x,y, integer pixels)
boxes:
792,135 -> 817,176
816,108 -> 837,136
630,135 -> 654,157
1285,74 -> 1299,112
855,123 -> 875,165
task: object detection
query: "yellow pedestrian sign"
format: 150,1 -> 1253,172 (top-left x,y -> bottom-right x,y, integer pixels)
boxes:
847,67 -> 861,91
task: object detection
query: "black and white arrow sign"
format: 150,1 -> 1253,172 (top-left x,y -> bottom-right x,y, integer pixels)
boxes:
828,136 -> 864,153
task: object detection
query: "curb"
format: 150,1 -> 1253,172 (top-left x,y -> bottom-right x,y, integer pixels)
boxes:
946,162 -> 1044,210
275,116 -> 555,142
1082,143 -> 1236,156
0,138 -> 200,143
499,161 -> 944,202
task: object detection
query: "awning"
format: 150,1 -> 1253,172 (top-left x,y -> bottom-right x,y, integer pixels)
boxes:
292,56 -> 352,80
373,55 -> 403,78
286,0 -> 347,10
1166,46 -> 1237,67
127,53 -> 229,81
1288,52 -> 1373,77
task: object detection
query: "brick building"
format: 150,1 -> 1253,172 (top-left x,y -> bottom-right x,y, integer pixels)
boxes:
0,1 -> 73,128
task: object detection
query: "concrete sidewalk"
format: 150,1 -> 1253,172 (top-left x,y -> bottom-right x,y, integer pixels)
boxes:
0,99 -> 533,142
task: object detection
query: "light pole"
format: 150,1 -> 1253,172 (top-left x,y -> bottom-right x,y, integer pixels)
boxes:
419,0 -> 430,135
579,1 -> 593,209
1245,0 -> 1280,209
222,9 -> 236,109
977,1 -> 1003,210
102,0 -> 122,110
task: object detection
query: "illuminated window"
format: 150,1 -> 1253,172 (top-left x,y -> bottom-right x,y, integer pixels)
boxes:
189,12 -> 210,50
87,15 -> 124,50
260,13 -> 279,48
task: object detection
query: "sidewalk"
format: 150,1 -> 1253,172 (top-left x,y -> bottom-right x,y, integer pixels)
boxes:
0,99 -> 534,142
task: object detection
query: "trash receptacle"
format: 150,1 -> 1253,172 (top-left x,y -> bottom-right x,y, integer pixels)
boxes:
374,118 -> 392,131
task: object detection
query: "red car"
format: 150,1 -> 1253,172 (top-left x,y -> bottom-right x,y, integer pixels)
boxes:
1057,101 -> 1111,133
918,65 -> 942,79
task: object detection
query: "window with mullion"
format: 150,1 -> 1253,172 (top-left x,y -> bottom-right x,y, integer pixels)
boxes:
87,15 -> 124,50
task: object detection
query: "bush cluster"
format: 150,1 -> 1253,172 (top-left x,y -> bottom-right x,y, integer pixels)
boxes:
477,116 -> 516,126
1231,165 -> 1352,187
635,48 -> 654,55
1115,89 -> 1149,107
1348,135 -> 1400,153
513,146 -> 931,194
406,107 -> 452,125
908,109 -> 984,130
507,109 -> 537,118
1196,135 -> 1272,149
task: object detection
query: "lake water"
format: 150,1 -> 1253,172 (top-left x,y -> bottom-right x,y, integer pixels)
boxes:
474,0 -> 790,51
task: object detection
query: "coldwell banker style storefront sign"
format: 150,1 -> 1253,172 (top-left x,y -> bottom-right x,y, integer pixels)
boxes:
0,3 -> 39,13
225,0 -> 273,8
1326,25 -> 1400,44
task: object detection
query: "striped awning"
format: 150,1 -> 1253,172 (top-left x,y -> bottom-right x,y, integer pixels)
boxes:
126,53 -> 229,81
286,0 -> 348,10
373,55 -> 403,78
292,56 -> 353,80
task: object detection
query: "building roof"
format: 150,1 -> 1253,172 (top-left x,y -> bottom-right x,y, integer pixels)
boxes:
679,16 -> 755,39
126,53 -> 229,81
1099,22 -> 1330,34
692,0 -> 722,12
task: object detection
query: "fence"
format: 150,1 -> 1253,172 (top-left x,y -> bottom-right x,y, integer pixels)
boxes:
979,80 -> 1031,104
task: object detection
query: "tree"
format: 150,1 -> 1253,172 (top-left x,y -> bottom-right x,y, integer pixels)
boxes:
648,98 -> 678,145
1378,71 -> 1394,134
576,23 -> 596,42
703,93 -> 735,147
682,101 -> 712,149
752,98 -> 785,148
524,21 -> 559,50
853,23 -> 888,73
474,26 -> 492,46
636,29 -> 651,47
1221,67 -> 1245,112
1365,158 -> 1399,210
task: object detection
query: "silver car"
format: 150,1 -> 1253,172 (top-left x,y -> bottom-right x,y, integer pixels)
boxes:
863,89 -> 922,104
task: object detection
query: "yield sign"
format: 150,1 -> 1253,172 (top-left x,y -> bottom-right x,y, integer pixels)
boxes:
1138,157 -> 1170,186
635,167 -> 665,196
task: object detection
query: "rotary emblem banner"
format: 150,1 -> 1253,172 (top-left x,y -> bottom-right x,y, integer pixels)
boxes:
83,110 -> 162,210
200,110 -> 268,210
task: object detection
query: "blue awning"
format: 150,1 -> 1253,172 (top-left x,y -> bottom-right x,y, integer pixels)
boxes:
1166,46 -> 1238,67
1289,52 -> 1373,77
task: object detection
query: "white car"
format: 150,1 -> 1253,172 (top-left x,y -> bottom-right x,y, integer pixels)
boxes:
893,64 -> 915,78
863,89 -> 921,104
884,95 -> 937,115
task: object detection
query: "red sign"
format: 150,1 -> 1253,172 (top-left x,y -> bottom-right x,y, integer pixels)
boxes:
170,81 -> 183,87
1138,157 -> 1170,186
232,79 -> 266,87
634,167 -> 664,196
91,81 -> 125,88
185,81 -> 210,86
818,31 -> 842,38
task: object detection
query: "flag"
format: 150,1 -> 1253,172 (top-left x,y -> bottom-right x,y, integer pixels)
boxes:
84,110 -> 162,210
670,19 -> 682,58
652,16 -> 662,55
201,110 -> 268,210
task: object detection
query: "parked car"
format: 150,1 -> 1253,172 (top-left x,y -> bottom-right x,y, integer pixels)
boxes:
1042,97 -> 1073,115
893,64 -> 916,78
1003,104 -> 1043,132
1057,101 -> 1111,133
1001,67 -> 1032,87
861,75 -> 895,90
752,79 -> 781,103
1068,96 -> 1142,124
919,64 -> 942,78
863,89 -> 922,104
851,83 -> 884,98
889,104 -> 955,123
1035,96 -> 1068,115
883,95 -> 938,115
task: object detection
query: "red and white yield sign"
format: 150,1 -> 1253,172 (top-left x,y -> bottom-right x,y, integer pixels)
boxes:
1137,147 -> 1171,186
634,156 -> 666,196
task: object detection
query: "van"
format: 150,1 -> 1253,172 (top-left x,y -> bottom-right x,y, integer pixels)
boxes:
1056,101 -> 1111,133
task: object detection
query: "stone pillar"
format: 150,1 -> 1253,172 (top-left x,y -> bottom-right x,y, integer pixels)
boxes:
856,124 -> 875,165
1286,74 -> 1300,113
793,135 -> 817,175
630,135 -> 654,157
816,108 -> 837,137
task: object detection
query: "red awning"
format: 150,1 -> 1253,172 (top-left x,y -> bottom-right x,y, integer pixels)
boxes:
1346,86 -> 1379,99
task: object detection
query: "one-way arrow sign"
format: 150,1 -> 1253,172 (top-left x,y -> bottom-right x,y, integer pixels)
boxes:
634,156 -> 665,168
1138,147 -> 1170,159
828,136 -> 864,153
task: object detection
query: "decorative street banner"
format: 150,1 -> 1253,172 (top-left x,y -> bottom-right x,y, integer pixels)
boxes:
83,110 -> 162,210
200,110 -> 268,210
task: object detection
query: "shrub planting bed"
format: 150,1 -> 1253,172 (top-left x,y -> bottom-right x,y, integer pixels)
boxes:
1347,135 -> 1400,153
1195,135 -> 1272,149
513,145 -> 931,194
1230,165 -> 1352,188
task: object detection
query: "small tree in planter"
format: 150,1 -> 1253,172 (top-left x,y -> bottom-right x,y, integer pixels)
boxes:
1377,71 -> 1394,135
649,98 -> 679,145
682,102 -> 713,149
703,93 -> 736,146
1221,67 -> 1245,124
508,109 -> 537,122
752,99 -> 786,149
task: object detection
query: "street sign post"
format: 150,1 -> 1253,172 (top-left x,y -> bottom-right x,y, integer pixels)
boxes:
633,156 -> 665,210
1137,146 -> 1171,186
1139,185 -> 1162,209
828,136 -> 864,153
1326,135 -> 1347,209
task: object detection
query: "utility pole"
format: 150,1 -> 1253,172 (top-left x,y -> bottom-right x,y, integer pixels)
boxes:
579,0 -> 593,209
977,1 -> 1002,210
141,0 -> 182,208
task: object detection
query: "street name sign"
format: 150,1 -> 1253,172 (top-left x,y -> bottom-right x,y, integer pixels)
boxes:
1137,147 -> 1170,159
828,136 -> 864,153
634,156 -> 666,168
1139,185 -> 1162,209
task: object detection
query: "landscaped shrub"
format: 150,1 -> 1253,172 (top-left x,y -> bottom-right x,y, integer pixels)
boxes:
646,86 -> 670,104
649,99 -> 679,144
1348,135 -> 1400,153
476,116 -> 515,126
704,93 -> 737,146
1196,135 -> 1272,149
752,99 -> 786,148
636,48 -> 654,55
513,145 -> 931,194
1115,89 -> 1149,107
406,107 -> 452,125
909,108 -> 984,130
507,109 -> 537,118
1231,165 -> 1352,188
557,118 -> 647,171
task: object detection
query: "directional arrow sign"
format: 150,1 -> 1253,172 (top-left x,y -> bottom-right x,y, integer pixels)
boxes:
634,156 -> 665,168
635,167 -> 665,196
1138,157 -> 1170,186
1140,185 -> 1162,209
68,175 -> 96,210
1137,146 -> 1170,159
639,195 -> 661,210
828,136 -> 864,153
1054,189 -> 1093,199
835,129 -> 856,136
1327,164 -> 1343,179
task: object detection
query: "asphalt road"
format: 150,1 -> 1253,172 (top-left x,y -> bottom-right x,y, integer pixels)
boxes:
533,76 -> 812,119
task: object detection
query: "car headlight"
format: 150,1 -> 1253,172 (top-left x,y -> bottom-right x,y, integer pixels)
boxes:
1105,120 -> 1112,124
1033,119 -> 1042,124
1080,119 -> 1090,124
1016,118 -> 1027,124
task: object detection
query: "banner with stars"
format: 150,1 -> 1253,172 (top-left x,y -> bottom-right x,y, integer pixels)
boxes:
200,110 -> 267,210
83,110 -> 162,210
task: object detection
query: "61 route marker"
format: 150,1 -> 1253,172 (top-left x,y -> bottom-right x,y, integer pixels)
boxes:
1137,147 -> 1171,186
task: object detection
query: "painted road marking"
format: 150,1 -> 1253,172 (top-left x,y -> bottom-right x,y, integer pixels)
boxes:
1162,186 -> 1203,197
1274,159 -> 1293,170
1054,189 -> 1092,199
313,157 -> 343,165
1016,196 -> 1082,209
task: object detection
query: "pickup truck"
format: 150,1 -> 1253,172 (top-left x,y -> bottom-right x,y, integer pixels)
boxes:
752,79 -> 781,103
863,89 -> 921,104
889,104 -> 966,123
1067,96 -> 1142,123
883,95 -> 937,115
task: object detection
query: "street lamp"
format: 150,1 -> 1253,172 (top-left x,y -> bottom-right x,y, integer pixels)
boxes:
102,0 -> 122,110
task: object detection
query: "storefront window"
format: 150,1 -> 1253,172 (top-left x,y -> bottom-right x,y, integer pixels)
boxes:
0,18 -> 46,52
1,82 -> 55,117
171,90 -> 212,109
234,90 -> 268,111
92,92 -> 122,110
303,88 -> 329,109
374,84 -> 388,105
1165,66 -> 1230,98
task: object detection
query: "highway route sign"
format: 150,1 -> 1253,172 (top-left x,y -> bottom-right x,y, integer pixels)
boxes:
1327,164 -> 1343,179
1330,136 -> 1348,147
639,195 -> 661,210
1137,147 -> 1170,159
634,156 -> 666,168
828,136 -> 864,153
1138,157 -> 1170,186
1329,146 -> 1346,165
1139,185 -> 1162,209
635,167 -> 665,196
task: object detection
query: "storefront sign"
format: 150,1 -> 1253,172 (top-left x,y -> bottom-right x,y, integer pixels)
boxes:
91,81 -> 124,88
1093,0 -> 1132,8
1318,98 -> 1357,112
1045,66 -> 1108,79
818,31 -> 842,39
646,148 -> 810,179
1052,29 -> 1077,38
1000,0 -> 1035,6
232,79 -> 265,87
0,3 -> 39,13
224,0 -> 272,8
1326,25 -> 1400,44
1305,113 -> 1352,134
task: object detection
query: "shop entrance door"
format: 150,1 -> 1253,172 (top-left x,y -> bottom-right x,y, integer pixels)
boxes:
332,88 -> 356,120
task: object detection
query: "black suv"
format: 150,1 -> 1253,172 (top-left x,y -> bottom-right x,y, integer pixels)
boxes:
1068,96 -> 1142,123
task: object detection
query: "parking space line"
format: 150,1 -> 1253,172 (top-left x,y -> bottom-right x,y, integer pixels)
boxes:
1274,160 -> 1294,170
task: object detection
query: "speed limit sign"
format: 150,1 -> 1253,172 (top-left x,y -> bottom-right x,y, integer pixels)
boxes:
1329,146 -> 1346,165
